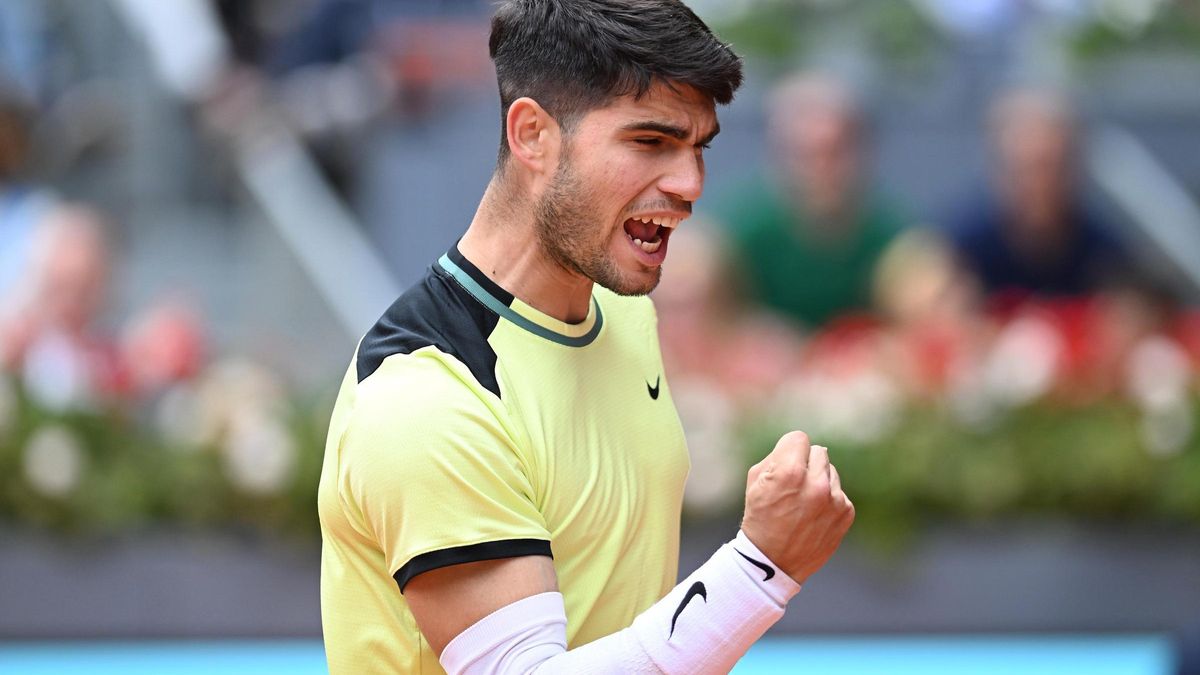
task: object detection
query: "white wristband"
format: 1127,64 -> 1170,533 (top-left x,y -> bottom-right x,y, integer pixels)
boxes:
440,531 -> 800,674
630,530 -> 800,673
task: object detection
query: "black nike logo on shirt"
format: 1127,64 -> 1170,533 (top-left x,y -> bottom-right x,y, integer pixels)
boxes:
647,375 -> 660,400
669,581 -> 706,638
736,550 -> 776,581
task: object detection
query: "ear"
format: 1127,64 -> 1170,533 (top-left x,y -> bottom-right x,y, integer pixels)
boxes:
505,97 -> 561,177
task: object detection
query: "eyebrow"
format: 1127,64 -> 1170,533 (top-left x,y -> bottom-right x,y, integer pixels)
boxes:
622,120 -> 722,146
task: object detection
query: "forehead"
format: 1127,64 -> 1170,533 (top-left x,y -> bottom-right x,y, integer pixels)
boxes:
581,81 -> 718,136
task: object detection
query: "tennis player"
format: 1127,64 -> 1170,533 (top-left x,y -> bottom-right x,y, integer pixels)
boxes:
318,1 -> 855,672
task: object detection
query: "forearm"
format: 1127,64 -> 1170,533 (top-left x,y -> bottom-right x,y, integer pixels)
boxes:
440,531 -> 801,674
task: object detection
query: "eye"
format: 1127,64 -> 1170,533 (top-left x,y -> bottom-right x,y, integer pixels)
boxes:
634,137 -> 662,147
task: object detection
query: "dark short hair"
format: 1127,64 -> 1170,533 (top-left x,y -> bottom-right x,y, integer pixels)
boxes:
489,0 -> 743,166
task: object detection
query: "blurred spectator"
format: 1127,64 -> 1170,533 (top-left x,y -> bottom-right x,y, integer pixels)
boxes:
945,88 -> 1136,303
872,230 -> 987,398
715,73 -> 910,330
0,205 -> 126,410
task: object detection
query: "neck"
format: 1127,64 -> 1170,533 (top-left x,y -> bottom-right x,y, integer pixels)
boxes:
457,176 -> 595,324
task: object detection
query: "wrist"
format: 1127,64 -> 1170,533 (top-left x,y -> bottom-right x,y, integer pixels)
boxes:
732,530 -> 802,603
737,526 -> 809,587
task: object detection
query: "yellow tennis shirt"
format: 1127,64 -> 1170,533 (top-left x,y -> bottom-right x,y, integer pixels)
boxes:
318,245 -> 690,673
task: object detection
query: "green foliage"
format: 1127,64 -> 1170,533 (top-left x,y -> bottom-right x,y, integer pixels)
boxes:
3,372 -> 1198,546
709,0 -> 941,74
1068,4 -> 1200,62
0,377 -> 324,536
734,397 -> 1200,550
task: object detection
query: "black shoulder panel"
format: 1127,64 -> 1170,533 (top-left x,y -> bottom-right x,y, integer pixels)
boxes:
357,265 -> 503,398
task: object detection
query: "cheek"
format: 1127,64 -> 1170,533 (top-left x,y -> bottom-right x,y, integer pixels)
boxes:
604,161 -> 643,197
579,148 -> 662,225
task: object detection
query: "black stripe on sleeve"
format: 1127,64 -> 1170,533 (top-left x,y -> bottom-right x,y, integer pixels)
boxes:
393,539 -> 553,593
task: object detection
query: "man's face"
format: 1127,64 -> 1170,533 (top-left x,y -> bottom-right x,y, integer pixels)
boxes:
533,82 -> 719,296
998,119 -> 1073,237
777,108 -> 860,222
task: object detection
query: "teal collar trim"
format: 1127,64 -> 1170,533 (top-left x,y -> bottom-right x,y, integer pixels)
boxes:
438,253 -> 604,348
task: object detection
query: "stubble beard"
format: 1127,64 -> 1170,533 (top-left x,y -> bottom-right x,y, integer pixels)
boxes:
533,153 -> 662,297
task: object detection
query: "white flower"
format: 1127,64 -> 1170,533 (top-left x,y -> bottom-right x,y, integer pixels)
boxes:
169,358 -> 290,450
840,370 -> 901,445
22,425 -> 86,498
210,359 -> 287,414
983,316 -> 1063,407
222,410 -> 296,495
22,332 -> 94,412
772,367 -> 900,446
1126,336 -> 1192,412
944,364 -> 1001,430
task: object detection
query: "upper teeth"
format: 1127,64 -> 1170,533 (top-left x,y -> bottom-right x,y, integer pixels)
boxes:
632,215 -> 683,229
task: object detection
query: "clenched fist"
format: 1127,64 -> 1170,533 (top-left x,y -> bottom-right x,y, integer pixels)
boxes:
740,431 -> 855,585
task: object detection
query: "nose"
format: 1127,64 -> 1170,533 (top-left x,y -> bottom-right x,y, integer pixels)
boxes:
658,151 -> 705,204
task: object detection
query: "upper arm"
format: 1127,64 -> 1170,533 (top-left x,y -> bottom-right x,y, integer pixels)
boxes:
405,553 -> 559,656
342,351 -> 555,648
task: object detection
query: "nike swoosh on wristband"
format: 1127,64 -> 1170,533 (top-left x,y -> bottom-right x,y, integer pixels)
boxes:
669,581 -> 707,638
647,376 -> 660,400
736,550 -> 776,581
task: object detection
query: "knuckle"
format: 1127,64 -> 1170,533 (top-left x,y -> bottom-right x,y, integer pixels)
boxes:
802,487 -> 828,509
808,475 -> 831,495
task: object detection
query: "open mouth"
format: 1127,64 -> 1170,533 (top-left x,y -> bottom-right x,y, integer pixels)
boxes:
623,215 -> 682,254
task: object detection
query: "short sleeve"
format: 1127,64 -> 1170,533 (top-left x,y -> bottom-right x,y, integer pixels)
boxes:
339,348 -> 550,591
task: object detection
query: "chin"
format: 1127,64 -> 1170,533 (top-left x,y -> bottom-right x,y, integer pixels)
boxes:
599,268 -> 661,297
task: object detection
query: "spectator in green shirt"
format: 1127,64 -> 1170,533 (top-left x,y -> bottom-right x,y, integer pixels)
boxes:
717,73 -> 909,329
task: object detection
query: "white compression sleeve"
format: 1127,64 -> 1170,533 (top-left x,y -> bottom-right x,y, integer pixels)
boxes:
439,531 -> 801,674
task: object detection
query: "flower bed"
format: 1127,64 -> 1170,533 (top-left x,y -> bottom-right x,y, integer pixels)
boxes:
3,297 -> 1200,550
0,362 -> 325,535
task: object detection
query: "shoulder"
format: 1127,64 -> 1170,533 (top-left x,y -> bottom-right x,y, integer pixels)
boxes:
348,345 -> 506,453
343,260 -> 517,474
357,264 -> 503,398
339,345 -> 525,515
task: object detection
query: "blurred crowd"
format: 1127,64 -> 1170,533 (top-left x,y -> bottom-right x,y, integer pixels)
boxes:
658,72 -> 1200,511
0,0 -> 492,416
0,89 -> 204,410
0,1 -> 1198,512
